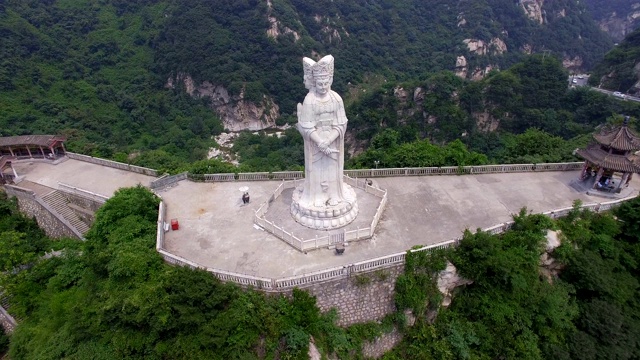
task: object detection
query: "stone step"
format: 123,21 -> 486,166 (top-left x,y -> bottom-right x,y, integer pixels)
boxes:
42,190 -> 90,235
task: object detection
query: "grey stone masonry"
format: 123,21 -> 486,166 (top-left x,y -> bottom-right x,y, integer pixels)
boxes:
42,191 -> 90,235
5,186 -> 80,239
303,265 -> 404,327
362,328 -> 403,359
0,293 -> 17,334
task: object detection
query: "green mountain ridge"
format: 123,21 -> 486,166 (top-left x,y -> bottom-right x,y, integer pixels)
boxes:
590,27 -> 640,94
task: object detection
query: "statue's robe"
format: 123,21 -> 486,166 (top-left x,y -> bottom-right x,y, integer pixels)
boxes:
297,90 -> 350,208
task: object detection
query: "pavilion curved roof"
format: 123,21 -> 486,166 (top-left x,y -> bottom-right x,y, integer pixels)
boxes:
576,144 -> 640,173
593,124 -> 640,151
0,135 -> 66,148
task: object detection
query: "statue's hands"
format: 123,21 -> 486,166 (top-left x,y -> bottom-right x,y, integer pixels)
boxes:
317,141 -> 333,155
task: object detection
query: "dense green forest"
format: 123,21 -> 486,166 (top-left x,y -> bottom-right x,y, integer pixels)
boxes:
385,198 -> 640,359
2,183 -> 640,358
589,27 -> 640,94
0,0 -> 616,173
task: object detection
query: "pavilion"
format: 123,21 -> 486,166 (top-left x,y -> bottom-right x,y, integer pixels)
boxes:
0,135 -> 67,160
575,117 -> 640,193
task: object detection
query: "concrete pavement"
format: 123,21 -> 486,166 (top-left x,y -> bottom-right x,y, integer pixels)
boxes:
12,159 -> 156,197
160,171 -> 639,278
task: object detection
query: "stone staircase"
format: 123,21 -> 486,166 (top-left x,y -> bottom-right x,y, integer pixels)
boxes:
42,190 -> 91,235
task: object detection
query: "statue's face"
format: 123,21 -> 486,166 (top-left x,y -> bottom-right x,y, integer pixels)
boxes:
314,77 -> 332,95
304,75 -> 314,90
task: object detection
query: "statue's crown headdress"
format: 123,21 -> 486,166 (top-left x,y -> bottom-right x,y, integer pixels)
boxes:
312,55 -> 334,78
303,57 -> 316,79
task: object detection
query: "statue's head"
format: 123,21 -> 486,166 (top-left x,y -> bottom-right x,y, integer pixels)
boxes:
311,55 -> 334,96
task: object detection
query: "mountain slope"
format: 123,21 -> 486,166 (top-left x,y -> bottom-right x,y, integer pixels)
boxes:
155,0 -> 614,117
590,28 -> 640,94
584,0 -> 640,42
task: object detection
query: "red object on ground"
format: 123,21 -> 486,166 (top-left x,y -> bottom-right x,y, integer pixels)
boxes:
171,219 -> 179,231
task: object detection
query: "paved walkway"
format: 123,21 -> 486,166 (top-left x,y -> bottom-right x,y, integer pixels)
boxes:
160,171 -> 640,278
12,159 -> 156,197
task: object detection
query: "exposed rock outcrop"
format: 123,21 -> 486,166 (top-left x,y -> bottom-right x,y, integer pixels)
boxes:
597,6 -> 640,42
471,65 -> 496,81
539,230 -> 565,282
520,0 -> 545,24
562,55 -> 583,71
473,111 -> 500,132
490,38 -> 507,55
455,56 -> 468,79
265,0 -> 301,42
463,39 -> 488,55
313,14 -> 348,43
463,38 -> 507,56
437,262 -> 473,308
267,16 -> 301,41
166,73 -> 278,132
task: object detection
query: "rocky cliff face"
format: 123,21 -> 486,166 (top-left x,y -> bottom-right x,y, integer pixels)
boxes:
520,0 -> 545,24
596,6 -> 640,42
166,74 -> 279,132
265,0 -> 301,42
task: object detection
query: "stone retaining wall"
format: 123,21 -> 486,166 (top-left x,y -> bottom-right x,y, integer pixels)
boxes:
362,328 -> 403,359
61,191 -> 104,213
0,306 -> 17,334
5,186 -> 77,239
303,265 -> 404,327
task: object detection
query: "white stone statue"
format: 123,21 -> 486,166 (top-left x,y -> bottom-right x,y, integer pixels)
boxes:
291,55 -> 358,229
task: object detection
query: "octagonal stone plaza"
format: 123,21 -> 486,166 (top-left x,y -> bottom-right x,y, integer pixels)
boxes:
159,171 -> 639,279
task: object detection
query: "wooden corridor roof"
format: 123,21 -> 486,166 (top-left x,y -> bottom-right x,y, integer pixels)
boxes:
0,135 -> 66,148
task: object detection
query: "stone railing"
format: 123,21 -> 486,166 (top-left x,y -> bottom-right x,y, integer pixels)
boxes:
192,162 -> 583,182
150,172 -> 188,191
156,200 -> 166,251
156,193 -> 637,292
188,173 -> 236,182
253,177 -> 388,252
66,152 -> 158,177
58,182 -> 109,204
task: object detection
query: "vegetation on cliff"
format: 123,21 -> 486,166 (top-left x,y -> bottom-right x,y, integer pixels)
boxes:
0,188 -> 386,359
388,198 -> 640,359
2,186 -> 640,359
589,27 -> 640,94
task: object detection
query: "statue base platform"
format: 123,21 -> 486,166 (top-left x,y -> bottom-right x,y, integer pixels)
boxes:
290,185 -> 359,230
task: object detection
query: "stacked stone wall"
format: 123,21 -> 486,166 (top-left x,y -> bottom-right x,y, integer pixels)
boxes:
362,328 -> 403,359
0,306 -> 17,334
5,187 -> 77,239
62,192 -> 104,213
303,264 -> 404,326
61,192 -> 102,226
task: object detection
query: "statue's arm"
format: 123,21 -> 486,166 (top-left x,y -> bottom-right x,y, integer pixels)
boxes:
334,92 -> 348,125
298,100 -> 326,149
